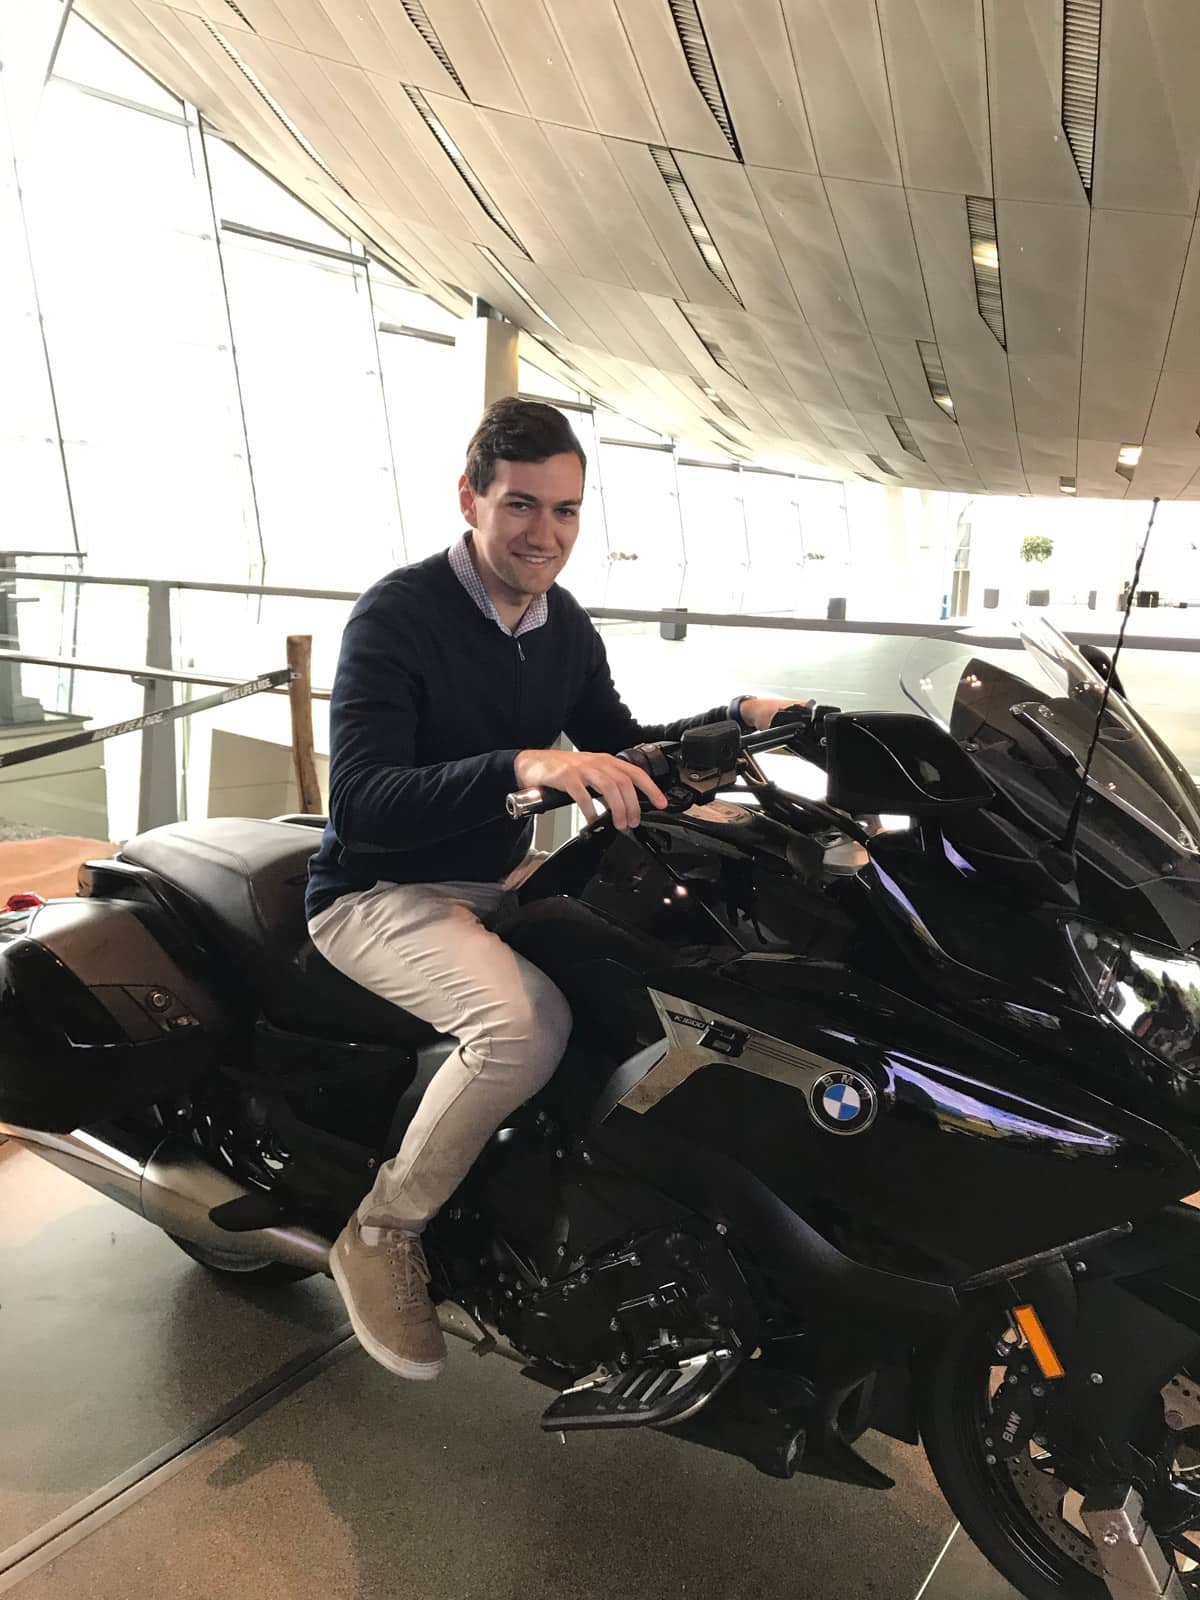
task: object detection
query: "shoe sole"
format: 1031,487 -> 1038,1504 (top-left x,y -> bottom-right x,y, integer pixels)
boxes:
330,1246 -> 448,1382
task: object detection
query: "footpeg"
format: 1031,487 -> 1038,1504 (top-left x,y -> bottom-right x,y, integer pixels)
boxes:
1081,1486 -> 1188,1599
541,1349 -> 739,1432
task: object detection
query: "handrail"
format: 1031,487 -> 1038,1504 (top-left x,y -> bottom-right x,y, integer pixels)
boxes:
9,568 -> 1200,655
0,647 -> 332,701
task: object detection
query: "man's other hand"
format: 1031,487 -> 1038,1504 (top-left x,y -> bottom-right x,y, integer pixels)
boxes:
738,696 -> 814,732
513,749 -> 669,830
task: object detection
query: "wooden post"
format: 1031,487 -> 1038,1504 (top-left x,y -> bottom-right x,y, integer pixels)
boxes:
285,635 -> 322,815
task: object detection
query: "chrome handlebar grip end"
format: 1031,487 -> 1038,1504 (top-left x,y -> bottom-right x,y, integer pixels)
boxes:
506,787 -> 544,819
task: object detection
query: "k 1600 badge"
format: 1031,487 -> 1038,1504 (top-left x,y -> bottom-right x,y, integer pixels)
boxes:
809,1070 -> 879,1136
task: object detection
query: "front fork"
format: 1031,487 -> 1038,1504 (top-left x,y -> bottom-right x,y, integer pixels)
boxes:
993,1216 -> 1200,1599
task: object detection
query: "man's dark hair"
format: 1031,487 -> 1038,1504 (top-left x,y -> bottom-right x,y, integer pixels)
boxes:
464,396 -> 587,494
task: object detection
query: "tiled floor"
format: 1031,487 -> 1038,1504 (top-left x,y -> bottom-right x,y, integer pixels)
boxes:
0,1142 -> 1020,1599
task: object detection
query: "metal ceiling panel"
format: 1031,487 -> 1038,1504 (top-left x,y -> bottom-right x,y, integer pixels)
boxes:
542,0 -> 662,142
877,0 -> 990,194
1083,209 -> 1191,371
809,329 -> 895,412
1019,431 -> 1077,482
1077,363 -> 1158,445
1009,353 -> 1082,437
934,340 -> 1017,432
1093,0 -> 1200,215
177,0 -> 303,48
983,0 -> 1085,204
604,138 -> 742,308
427,98 -> 579,273
1075,438 -> 1129,496
307,1 -> 428,88
471,110 -> 631,288
246,0 -> 352,63
481,250 -> 605,349
874,334 -> 956,425
697,0 -> 816,172
1160,230 -> 1200,377
1131,445 -> 1200,498
419,0 -> 527,113
750,313 -> 845,407
476,0 -> 593,131
906,187 -> 1017,429
825,178 -> 934,339
550,127 -> 682,299
747,168 -> 865,334
781,0 -> 901,184
997,199 -> 1089,358
676,153 -> 801,318
1146,370 -> 1200,448
591,287 -> 699,377
612,0 -> 736,159
359,73 -> 501,244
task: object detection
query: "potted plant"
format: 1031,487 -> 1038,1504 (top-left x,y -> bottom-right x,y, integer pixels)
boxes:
1021,534 -> 1053,605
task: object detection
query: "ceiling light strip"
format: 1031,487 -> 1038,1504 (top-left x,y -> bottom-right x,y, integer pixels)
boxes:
1063,0 -> 1101,199
652,149 -> 742,304
966,195 -> 1006,349
679,309 -> 744,385
666,0 -> 741,160
400,1 -> 468,96
916,340 -> 956,419
867,454 -> 902,479
887,416 -> 926,462
221,0 -> 256,29
478,247 -> 561,332
1060,476 -> 1077,494
201,22 -> 339,182
404,87 -> 528,256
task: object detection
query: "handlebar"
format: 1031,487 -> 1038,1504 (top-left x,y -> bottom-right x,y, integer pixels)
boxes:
504,703 -> 838,821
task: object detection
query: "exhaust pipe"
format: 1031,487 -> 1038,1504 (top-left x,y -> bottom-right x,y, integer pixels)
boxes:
1,1121 -> 332,1275
1,1120 -> 524,1362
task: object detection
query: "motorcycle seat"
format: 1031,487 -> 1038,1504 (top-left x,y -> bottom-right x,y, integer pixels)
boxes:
119,817 -> 437,1048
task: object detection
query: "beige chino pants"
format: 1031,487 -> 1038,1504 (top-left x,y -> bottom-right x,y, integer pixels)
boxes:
307,857 -> 570,1233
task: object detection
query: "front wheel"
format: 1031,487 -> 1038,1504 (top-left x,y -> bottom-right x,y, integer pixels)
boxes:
918,1304 -> 1200,1600
167,1232 -> 315,1285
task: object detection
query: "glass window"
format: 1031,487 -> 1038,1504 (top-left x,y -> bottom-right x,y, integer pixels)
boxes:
21,83 -> 256,579
596,442 -> 684,610
677,461 -> 748,612
741,472 -> 805,614
517,357 -> 586,405
378,328 -> 465,565
371,266 -> 462,340
207,134 -> 350,251
595,408 -> 670,446
220,233 -> 404,589
52,15 -> 182,114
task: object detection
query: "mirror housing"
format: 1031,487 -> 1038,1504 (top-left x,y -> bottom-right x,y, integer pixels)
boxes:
1077,642 -> 1128,701
825,713 -> 993,816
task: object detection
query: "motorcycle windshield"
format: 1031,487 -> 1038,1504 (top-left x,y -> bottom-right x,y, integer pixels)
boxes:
897,619 -> 1200,880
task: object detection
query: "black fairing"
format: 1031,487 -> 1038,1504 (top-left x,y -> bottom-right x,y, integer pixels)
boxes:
513,798 -> 1200,1286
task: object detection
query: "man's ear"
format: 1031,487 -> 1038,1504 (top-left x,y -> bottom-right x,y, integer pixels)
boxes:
458,474 -> 477,528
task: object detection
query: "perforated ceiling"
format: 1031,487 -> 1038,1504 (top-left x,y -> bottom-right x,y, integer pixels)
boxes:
76,0 -> 1200,498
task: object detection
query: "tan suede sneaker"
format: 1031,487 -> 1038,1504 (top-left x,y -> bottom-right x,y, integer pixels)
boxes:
329,1220 -> 447,1380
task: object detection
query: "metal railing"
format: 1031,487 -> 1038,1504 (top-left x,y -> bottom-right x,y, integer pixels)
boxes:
6,564 -> 1200,838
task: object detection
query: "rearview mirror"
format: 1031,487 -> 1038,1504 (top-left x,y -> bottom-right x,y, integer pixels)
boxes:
825,713 -> 993,816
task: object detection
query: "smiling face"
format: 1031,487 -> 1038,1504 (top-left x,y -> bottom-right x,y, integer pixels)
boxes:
459,453 -> 584,619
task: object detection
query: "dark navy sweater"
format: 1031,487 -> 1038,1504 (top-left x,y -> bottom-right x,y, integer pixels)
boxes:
305,551 -> 729,919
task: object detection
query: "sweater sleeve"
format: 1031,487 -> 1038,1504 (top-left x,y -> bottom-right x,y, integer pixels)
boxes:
563,625 -> 732,754
327,602 -> 519,852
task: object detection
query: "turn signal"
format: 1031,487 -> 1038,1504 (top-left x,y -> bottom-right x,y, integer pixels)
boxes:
1013,1303 -> 1065,1381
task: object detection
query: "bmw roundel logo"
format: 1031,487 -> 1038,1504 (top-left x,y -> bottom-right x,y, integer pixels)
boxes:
810,1070 -> 879,1136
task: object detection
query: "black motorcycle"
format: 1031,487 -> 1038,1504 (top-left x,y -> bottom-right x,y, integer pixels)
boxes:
7,617 -> 1200,1600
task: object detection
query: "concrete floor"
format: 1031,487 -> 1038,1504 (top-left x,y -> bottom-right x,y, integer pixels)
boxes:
0,1143 -> 1019,1600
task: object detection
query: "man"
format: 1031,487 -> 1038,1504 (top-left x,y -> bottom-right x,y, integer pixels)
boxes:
307,397 -> 804,1381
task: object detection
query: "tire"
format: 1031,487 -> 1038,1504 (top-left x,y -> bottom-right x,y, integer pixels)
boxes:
167,1232 -> 315,1286
918,1304 -> 1139,1600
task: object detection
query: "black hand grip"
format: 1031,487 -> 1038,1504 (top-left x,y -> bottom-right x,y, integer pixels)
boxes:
506,785 -> 573,819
